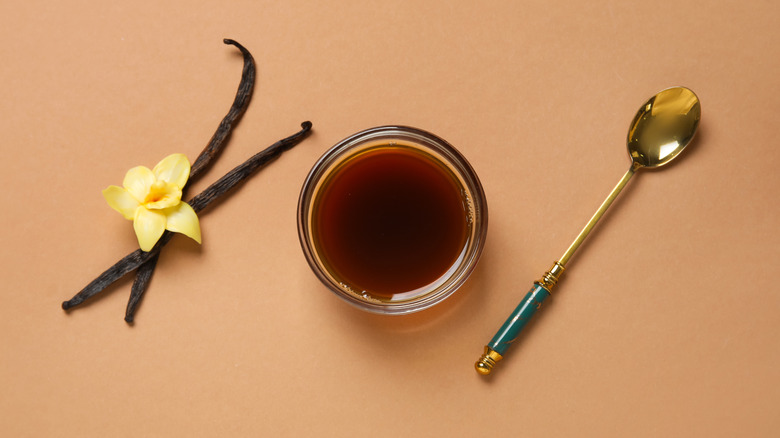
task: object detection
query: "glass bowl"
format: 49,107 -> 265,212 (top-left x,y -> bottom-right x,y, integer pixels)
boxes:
297,126 -> 487,314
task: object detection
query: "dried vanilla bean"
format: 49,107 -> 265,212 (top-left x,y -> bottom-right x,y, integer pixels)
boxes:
125,252 -> 159,323
62,121 -> 312,311
190,39 -> 256,177
188,122 -> 313,213
125,38 -> 256,323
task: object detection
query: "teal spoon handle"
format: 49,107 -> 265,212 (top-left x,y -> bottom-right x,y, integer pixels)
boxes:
476,262 -> 564,375
489,283 -> 550,354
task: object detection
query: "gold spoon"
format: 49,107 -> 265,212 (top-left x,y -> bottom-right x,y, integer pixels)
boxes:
476,86 -> 701,375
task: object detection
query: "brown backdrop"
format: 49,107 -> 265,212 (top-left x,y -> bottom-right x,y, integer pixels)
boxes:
1,0 -> 778,436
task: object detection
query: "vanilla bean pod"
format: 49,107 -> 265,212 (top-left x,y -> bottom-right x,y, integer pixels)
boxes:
62,121 -> 312,311
190,39 -> 255,177
125,38 -> 256,323
126,253 -> 158,322
188,122 -> 312,212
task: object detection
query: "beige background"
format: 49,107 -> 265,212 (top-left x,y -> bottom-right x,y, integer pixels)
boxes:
1,0 -> 778,436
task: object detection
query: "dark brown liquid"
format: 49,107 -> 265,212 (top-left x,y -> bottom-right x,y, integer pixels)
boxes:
313,147 -> 468,298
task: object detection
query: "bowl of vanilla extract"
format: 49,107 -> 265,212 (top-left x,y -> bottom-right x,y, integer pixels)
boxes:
297,126 -> 487,314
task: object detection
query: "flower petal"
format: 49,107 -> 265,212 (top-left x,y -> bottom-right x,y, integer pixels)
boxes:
123,166 -> 155,203
102,186 -> 140,220
153,153 -> 190,189
164,202 -> 201,244
133,207 -> 166,251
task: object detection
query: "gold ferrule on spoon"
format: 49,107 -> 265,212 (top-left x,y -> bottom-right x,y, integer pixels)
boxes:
475,346 -> 503,375
538,261 -> 566,291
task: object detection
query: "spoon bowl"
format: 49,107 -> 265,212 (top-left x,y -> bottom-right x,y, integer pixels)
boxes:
627,86 -> 701,168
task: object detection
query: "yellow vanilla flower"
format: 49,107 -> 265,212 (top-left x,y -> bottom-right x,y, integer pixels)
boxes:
102,153 -> 201,251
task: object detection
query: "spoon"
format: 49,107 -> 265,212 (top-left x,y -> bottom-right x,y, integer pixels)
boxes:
475,86 -> 701,375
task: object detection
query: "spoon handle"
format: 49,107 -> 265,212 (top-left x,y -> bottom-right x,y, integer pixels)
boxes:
475,283 -> 550,374
474,262 -> 563,375
476,166 -> 636,375
559,165 -> 636,265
